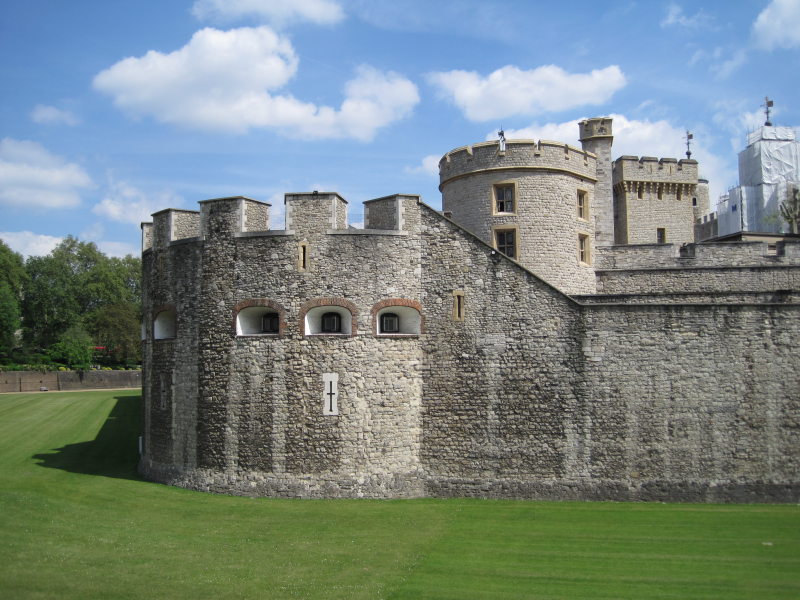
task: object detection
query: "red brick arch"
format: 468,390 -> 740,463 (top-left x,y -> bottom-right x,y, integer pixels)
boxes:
232,298 -> 288,336
299,297 -> 358,336
370,298 -> 424,335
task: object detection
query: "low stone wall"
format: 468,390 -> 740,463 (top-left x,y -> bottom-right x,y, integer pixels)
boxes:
0,370 -> 141,393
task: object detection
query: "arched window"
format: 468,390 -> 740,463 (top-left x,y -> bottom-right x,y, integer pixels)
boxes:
301,300 -> 356,336
321,312 -> 341,333
153,308 -> 177,340
372,300 -> 423,336
233,300 -> 286,337
379,312 -> 400,333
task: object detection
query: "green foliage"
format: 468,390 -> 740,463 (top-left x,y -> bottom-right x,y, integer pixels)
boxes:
86,302 -> 141,364
0,241 -> 26,359
0,390 -> 798,599
0,239 -> 27,298
48,325 -> 93,369
20,236 -> 141,356
779,185 -> 800,234
0,281 -> 21,357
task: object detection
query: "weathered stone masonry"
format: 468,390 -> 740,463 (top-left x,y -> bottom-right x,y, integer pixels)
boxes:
140,119 -> 800,502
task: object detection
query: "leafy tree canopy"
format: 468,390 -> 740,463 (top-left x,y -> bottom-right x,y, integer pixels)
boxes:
21,236 -> 141,351
0,239 -> 27,298
49,324 -> 93,369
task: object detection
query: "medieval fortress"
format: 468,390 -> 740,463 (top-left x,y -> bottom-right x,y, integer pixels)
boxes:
140,118 -> 800,502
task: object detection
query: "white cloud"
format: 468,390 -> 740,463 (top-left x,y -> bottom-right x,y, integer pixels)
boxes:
81,222 -> 106,241
661,3 -> 715,29
712,100 -> 768,153
96,240 -> 139,258
711,48 -> 748,79
497,114 -> 735,207
753,0 -> 800,50
92,179 -> 184,225
93,27 -> 418,140
192,0 -> 344,26
0,138 -> 93,209
427,64 -> 626,122
0,231 -> 62,257
30,104 -> 80,126
404,154 -> 440,176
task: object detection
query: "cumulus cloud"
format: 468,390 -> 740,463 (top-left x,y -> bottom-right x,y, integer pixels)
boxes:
404,154 -> 440,176
498,114 -> 734,205
92,179 -> 184,225
426,64 -> 626,122
0,138 -> 93,209
192,0 -> 344,26
93,27 -> 418,140
0,231 -> 62,257
753,0 -> 800,50
30,104 -> 80,126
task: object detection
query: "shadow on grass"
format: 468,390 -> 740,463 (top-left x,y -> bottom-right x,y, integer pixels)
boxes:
33,394 -> 142,480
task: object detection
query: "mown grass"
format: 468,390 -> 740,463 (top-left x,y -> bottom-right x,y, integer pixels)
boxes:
0,390 -> 798,599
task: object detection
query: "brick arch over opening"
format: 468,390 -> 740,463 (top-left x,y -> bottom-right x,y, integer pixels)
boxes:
299,297 -> 358,336
371,298 -> 424,335
232,298 -> 288,336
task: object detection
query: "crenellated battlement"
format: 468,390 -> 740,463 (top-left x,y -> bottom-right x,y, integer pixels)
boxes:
141,193 -> 422,253
439,139 -> 597,188
613,155 -> 698,183
578,117 -> 613,142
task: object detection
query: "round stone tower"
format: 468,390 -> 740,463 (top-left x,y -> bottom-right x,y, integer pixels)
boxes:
439,138 -> 598,294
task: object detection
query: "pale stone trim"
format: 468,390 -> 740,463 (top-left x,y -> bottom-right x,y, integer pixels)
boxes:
452,290 -> 465,321
440,165 -> 598,189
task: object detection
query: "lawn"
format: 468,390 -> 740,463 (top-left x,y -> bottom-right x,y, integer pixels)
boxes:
0,390 -> 798,599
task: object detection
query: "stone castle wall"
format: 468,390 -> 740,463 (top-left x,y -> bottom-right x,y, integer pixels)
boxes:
141,195 -> 428,498
140,196 -> 800,502
594,241 -> 800,296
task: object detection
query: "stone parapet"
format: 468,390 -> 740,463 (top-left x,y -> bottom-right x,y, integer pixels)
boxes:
439,140 -> 596,187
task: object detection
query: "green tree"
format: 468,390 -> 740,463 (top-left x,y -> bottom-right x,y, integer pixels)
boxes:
0,281 -> 21,357
0,241 -> 26,358
49,325 -> 93,369
22,236 -> 142,351
779,185 -> 800,234
86,302 -> 141,364
0,239 -> 27,297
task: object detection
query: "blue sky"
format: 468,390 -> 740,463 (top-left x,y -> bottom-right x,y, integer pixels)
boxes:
1,0 -> 799,257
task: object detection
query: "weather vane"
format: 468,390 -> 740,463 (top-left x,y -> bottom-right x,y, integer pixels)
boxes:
498,127 -> 506,152
763,96 -> 774,126
685,130 -> 693,159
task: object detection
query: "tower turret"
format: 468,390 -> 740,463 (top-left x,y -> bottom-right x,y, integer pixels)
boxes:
579,118 -> 614,246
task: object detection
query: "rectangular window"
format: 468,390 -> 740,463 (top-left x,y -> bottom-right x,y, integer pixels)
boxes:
657,228 -> 667,244
495,185 -> 514,213
676,187 -> 682,201
577,190 -> 588,220
637,184 -> 643,199
261,313 -> 279,333
495,229 -> 516,258
452,291 -> 465,321
578,234 -> 591,264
